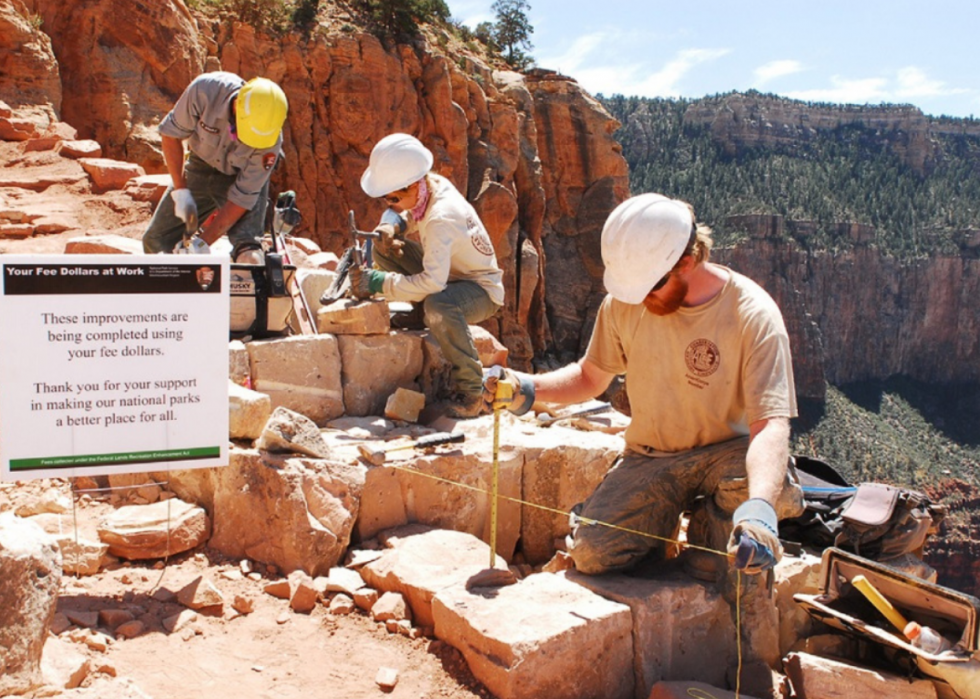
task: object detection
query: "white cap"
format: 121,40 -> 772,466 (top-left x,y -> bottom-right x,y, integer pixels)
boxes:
360,133 -> 434,197
601,194 -> 694,304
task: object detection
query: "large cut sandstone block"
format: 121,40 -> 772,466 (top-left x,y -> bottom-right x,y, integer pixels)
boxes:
773,552 -> 822,657
228,340 -> 250,385
359,526 -> 510,627
563,568 -> 736,697
784,652 -> 937,698
338,332 -> 424,416
168,448 -> 365,577
0,513 -> 62,697
97,498 -> 210,560
433,572 -> 634,699
351,433 -> 522,561
317,298 -> 389,335
247,334 -> 344,425
77,157 -> 145,191
228,379 -> 272,440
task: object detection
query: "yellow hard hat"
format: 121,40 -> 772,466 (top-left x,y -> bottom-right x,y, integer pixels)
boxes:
235,78 -> 288,149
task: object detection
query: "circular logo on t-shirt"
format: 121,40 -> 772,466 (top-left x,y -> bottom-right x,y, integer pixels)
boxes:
685,339 -> 721,377
469,218 -> 495,256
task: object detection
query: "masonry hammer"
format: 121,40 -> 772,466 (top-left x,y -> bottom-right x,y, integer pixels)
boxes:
357,431 -> 465,466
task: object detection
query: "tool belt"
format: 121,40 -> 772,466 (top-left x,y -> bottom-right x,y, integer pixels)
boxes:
229,253 -> 295,339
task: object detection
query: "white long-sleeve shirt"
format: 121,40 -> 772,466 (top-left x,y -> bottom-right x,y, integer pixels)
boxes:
381,174 -> 505,306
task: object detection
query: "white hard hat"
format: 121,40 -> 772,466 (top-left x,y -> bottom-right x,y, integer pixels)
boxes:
360,133 -> 434,197
601,194 -> 694,304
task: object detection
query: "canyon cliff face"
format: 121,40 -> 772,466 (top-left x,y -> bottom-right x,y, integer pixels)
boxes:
715,217 -> 980,400
681,92 -> 980,175
0,0 -> 628,369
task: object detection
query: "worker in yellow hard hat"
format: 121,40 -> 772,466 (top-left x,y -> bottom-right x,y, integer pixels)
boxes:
142,72 -> 288,262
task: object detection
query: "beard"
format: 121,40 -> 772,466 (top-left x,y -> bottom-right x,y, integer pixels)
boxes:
642,276 -> 688,316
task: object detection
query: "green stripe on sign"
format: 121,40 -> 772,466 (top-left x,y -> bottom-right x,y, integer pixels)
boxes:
9,447 -> 221,471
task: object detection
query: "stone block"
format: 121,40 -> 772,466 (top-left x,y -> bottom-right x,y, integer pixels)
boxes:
56,535 -> 109,576
433,572 -> 634,699
338,332 -> 423,416
255,406 -> 329,458
123,174 -> 170,204
228,340 -> 250,385
97,498 -> 210,560
176,576 -> 224,611
471,324 -> 509,367
294,268 -> 337,320
229,380 -> 271,441
784,652 -> 937,698
773,552 -> 822,657
384,387 -> 426,422
288,570 -> 318,613
247,334 -> 344,426
77,157 -> 145,192
360,526 -> 510,628
40,636 -> 91,690
58,139 -> 102,159
0,223 -> 33,238
317,298 -> 390,335
307,251 -> 340,270
562,567 -> 736,697
63,234 -> 144,255
0,513 -> 62,697
168,449 -> 365,577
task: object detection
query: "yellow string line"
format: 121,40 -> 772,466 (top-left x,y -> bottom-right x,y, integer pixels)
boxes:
384,460 -> 736,559
385,459 -> 749,699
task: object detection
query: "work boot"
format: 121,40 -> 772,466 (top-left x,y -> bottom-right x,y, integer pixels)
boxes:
446,392 -> 485,419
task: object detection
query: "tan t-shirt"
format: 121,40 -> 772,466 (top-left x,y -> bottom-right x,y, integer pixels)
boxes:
586,266 -> 797,455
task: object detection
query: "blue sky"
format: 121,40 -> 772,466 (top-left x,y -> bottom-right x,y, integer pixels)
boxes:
452,0 -> 979,119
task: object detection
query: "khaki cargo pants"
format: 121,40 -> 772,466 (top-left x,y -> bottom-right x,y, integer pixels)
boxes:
567,436 -> 804,668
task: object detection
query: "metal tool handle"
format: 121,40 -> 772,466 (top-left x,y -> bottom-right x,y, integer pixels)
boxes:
414,431 -> 466,449
537,402 -> 612,425
348,210 -> 364,266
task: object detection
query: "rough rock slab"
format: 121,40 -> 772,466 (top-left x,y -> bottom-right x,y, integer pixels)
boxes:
0,513 -> 62,697
256,406 -> 330,458
338,332 -> 424,416
360,526 -> 510,628
433,572 -> 634,699
168,449 -> 365,577
56,535 -> 109,576
77,157 -> 145,191
97,498 -> 210,560
228,340 -> 250,386
229,379 -> 272,441
58,139 -> 102,159
123,173 -> 169,204
63,234 -> 144,255
317,297 -> 389,335
774,552 -> 822,657
176,576 -> 224,611
41,635 -> 91,690
562,567 -> 736,696
247,334 -> 344,426
384,387 -> 426,423
784,651 -> 938,698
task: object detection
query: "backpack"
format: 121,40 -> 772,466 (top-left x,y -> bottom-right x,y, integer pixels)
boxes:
779,455 -> 945,560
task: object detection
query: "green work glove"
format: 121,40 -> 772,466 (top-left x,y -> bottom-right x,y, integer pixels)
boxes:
481,366 -> 535,415
349,266 -> 386,299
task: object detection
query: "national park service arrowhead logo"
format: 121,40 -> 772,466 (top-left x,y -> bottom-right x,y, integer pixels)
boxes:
685,338 -> 720,378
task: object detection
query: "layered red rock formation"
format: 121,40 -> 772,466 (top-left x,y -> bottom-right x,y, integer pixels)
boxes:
2,0 -> 628,369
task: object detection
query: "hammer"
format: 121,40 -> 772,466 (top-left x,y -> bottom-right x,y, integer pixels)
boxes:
536,402 -> 612,426
358,431 -> 465,466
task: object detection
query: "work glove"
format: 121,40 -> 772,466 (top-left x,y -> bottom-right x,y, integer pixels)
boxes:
727,498 -> 782,575
349,265 -> 386,299
482,366 -> 535,416
374,209 -> 407,258
171,188 -> 198,225
173,235 -> 211,255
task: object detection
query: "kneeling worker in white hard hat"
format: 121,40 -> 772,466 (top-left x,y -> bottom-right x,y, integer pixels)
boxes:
143,72 -> 288,263
483,193 -> 804,697
353,133 -> 504,419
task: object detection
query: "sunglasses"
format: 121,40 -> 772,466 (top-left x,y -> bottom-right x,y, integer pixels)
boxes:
383,186 -> 412,205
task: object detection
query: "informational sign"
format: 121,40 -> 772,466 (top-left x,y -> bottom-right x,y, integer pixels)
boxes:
0,255 -> 230,482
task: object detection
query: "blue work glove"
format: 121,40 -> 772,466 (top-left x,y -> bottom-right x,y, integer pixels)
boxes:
727,498 -> 781,575
349,265 -> 386,299
481,366 -> 535,415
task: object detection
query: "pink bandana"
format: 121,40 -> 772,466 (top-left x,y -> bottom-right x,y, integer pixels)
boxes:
409,176 -> 430,222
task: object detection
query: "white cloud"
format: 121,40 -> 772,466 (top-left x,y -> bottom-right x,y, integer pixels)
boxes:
787,76 -> 889,104
895,66 -> 967,98
539,32 -> 607,74
562,46 -> 729,98
753,60 -> 804,87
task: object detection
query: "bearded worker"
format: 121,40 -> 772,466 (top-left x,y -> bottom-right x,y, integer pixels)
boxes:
485,193 -> 804,697
351,133 -> 504,419
143,72 -> 288,263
